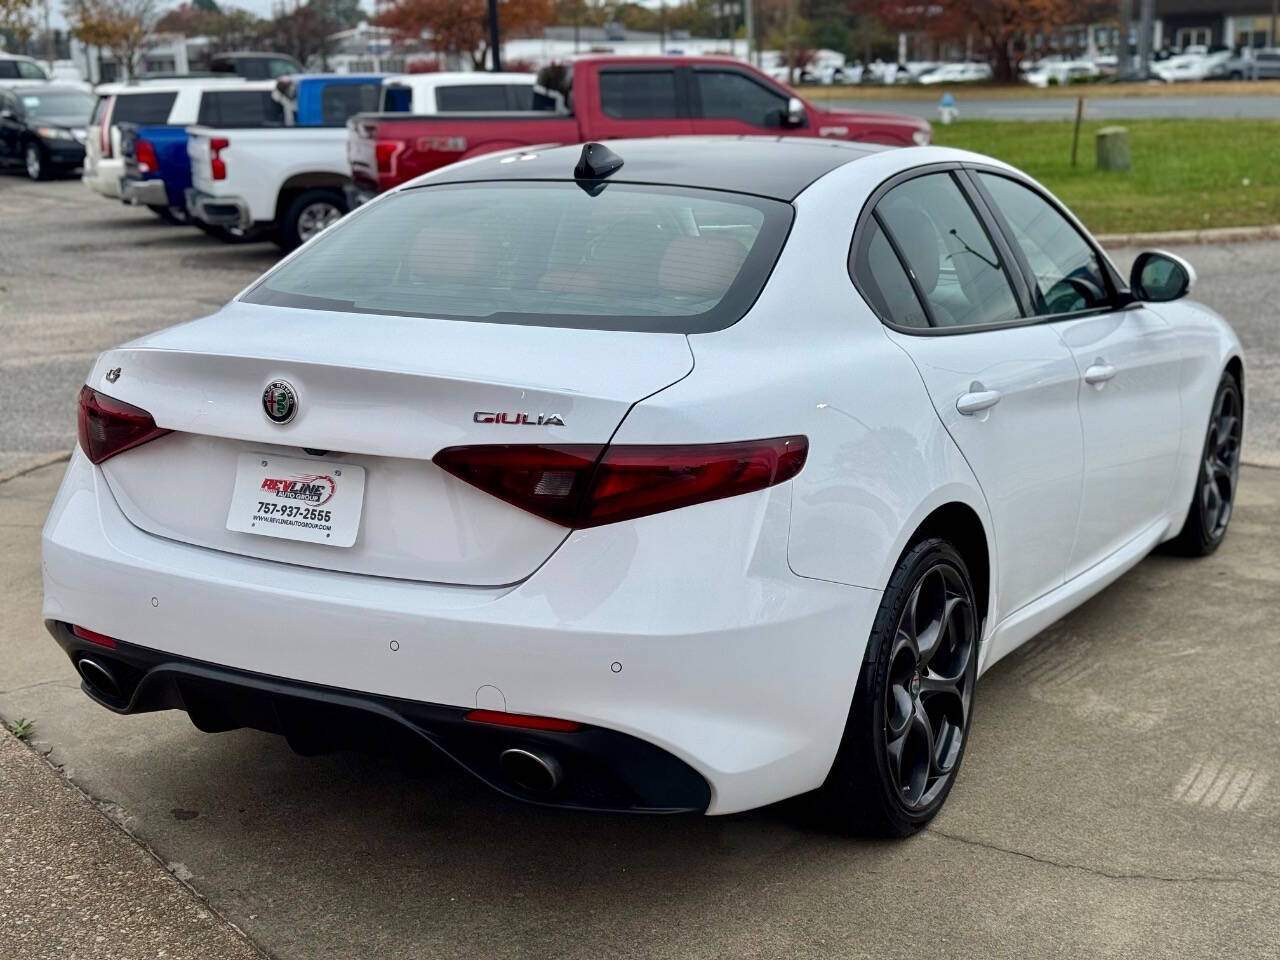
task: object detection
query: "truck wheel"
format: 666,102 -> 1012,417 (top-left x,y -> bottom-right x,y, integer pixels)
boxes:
147,204 -> 188,225
276,189 -> 346,251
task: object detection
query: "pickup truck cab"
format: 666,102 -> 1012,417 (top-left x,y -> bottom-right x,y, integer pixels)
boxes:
379,71 -> 536,113
185,73 -> 384,249
82,77 -> 256,212
349,56 -> 932,201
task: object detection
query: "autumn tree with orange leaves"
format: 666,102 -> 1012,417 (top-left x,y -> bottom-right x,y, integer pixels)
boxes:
858,0 -> 1115,82
375,0 -> 554,70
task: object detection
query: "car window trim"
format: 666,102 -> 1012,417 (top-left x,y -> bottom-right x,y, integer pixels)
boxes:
849,162 -> 1032,335
962,164 -> 1130,313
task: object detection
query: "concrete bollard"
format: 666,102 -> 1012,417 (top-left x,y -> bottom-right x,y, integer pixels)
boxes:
1096,126 -> 1131,172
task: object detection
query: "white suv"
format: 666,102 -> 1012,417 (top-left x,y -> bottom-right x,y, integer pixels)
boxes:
0,53 -> 51,86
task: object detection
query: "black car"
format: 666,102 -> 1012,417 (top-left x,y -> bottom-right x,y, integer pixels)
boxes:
209,52 -> 303,80
0,84 -> 95,180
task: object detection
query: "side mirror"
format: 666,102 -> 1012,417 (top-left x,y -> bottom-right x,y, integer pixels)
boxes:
1130,249 -> 1195,302
786,96 -> 806,127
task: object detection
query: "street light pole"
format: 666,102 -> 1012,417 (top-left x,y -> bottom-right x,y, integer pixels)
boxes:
1116,0 -> 1130,78
487,0 -> 502,71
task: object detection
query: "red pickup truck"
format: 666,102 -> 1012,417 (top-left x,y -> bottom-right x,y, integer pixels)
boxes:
348,56 -> 931,202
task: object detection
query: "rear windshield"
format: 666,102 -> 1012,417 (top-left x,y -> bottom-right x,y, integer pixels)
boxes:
112,91 -> 177,125
242,181 -> 791,333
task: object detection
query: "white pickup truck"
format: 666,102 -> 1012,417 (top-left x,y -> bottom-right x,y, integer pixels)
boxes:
185,73 -> 384,250
187,71 -> 539,250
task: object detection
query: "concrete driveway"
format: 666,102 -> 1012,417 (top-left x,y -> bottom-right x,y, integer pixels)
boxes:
2,176 -> 1278,958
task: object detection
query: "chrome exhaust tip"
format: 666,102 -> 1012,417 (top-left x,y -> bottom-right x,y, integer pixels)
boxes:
77,657 -> 122,702
498,747 -> 561,794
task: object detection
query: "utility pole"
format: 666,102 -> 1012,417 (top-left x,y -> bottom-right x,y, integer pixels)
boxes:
1137,0 -> 1153,77
744,0 -> 756,65
44,0 -> 53,71
487,0 -> 501,71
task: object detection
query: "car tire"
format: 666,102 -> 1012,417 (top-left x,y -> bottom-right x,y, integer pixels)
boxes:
24,142 -> 46,181
276,189 -> 346,252
810,537 -> 979,836
1167,370 -> 1242,557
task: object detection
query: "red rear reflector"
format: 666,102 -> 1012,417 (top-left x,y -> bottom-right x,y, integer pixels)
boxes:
78,385 -> 171,465
433,436 -> 807,528
135,138 -> 158,174
464,709 -> 581,732
72,625 -> 118,649
375,139 -> 404,175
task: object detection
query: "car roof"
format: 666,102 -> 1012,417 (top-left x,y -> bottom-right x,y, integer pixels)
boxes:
421,136 -> 892,201
1,83 -> 90,95
95,77 -> 257,94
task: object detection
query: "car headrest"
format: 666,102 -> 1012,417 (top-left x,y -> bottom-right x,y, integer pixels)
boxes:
406,227 -> 484,283
657,236 -> 748,298
880,206 -> 940,294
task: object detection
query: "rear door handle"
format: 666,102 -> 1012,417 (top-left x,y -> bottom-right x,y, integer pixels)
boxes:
1084,362 -> 1117,385
956,388 -> 1002,416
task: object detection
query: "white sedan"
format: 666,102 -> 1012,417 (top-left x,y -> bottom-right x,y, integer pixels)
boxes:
44,137 -> 1243,835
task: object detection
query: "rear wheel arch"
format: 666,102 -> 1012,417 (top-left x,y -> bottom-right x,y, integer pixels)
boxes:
1225,355 -> 1244,404
902,502 -> 991,636
275,171 -> 349,220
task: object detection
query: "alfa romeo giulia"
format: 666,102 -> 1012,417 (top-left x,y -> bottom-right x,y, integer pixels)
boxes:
44,137 -> 1243,835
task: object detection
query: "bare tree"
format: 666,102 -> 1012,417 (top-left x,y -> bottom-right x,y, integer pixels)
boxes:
0,0 -> 39,48
64,0 -> 160,80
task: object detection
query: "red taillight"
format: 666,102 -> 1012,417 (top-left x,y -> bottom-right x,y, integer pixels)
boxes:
432,436 -> 807,529
72,625 -> 118,649
375,139 -> 403,175
135,138 -> 158,174
464,709 -> 581,732
209,136 -> 229,181
77,385 -> 171,465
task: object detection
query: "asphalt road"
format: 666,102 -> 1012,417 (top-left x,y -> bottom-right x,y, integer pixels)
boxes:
826,93 -> 1280,121
2,172 -> 1280,958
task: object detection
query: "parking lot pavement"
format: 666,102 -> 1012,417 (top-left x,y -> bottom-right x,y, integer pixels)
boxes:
826,93 -> 1280,122
3,174 -> 1280,959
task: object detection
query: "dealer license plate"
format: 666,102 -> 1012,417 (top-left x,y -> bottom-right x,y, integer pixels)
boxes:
226,453 -> 365,547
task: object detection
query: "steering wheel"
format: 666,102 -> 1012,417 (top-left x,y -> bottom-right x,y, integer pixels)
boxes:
1043,275 -> 1105,314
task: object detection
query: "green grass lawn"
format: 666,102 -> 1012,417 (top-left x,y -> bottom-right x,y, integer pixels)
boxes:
930,119 -> 1280,234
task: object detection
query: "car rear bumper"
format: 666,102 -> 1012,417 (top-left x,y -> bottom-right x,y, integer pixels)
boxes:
49,620 -> 711,813
185,187 -> 251,230
83,159 -> 123,197
42,450 -> 880,815
121,177 -> 169,207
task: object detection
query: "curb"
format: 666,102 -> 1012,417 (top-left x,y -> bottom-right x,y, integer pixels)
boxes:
1096,224 -> 1280,248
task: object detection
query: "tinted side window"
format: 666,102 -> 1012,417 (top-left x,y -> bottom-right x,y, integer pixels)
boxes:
876,173 -> 1021,329
695,70 -> 788,127
507,84 -> 534,110
978,173 -> 1110,316
18,60 -> 47,79
435,84 -> 510,112
268,59 -> 297,78
319,83 -> 380,125
382,84 -> 412,112
599,69 -> 678,118
197,91 -> 283,128
112,92 -> 178,124
851,219 -> 930,329
0,62 -> 17,79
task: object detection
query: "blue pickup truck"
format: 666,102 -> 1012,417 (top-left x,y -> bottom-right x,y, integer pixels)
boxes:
118,73 -> 383,229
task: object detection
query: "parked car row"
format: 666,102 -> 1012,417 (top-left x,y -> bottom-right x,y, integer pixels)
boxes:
10,57 -> 930,253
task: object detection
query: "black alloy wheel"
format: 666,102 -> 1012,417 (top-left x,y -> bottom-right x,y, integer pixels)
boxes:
1170,371 -> 1242,556
813,538 -> 979,836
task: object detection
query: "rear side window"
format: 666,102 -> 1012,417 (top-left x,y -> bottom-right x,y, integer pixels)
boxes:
508,84 -> 534,110
18,60 -> 48,79
198,90 -> 284,127
112,92 -> 177,125
435,84 -> 510,112
319,83 -> 380,125
0,62 -> 16,79
382,84 -> 412,111
850,220 -> 929,329
599,70 -> 678,119
242,182 -> 792,334
695,70 -> 789,127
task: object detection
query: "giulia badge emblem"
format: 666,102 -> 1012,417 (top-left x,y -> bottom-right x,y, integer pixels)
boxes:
262,379 -> 299,424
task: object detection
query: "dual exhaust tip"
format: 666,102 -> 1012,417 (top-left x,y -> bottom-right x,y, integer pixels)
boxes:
498,747 -> 561,794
